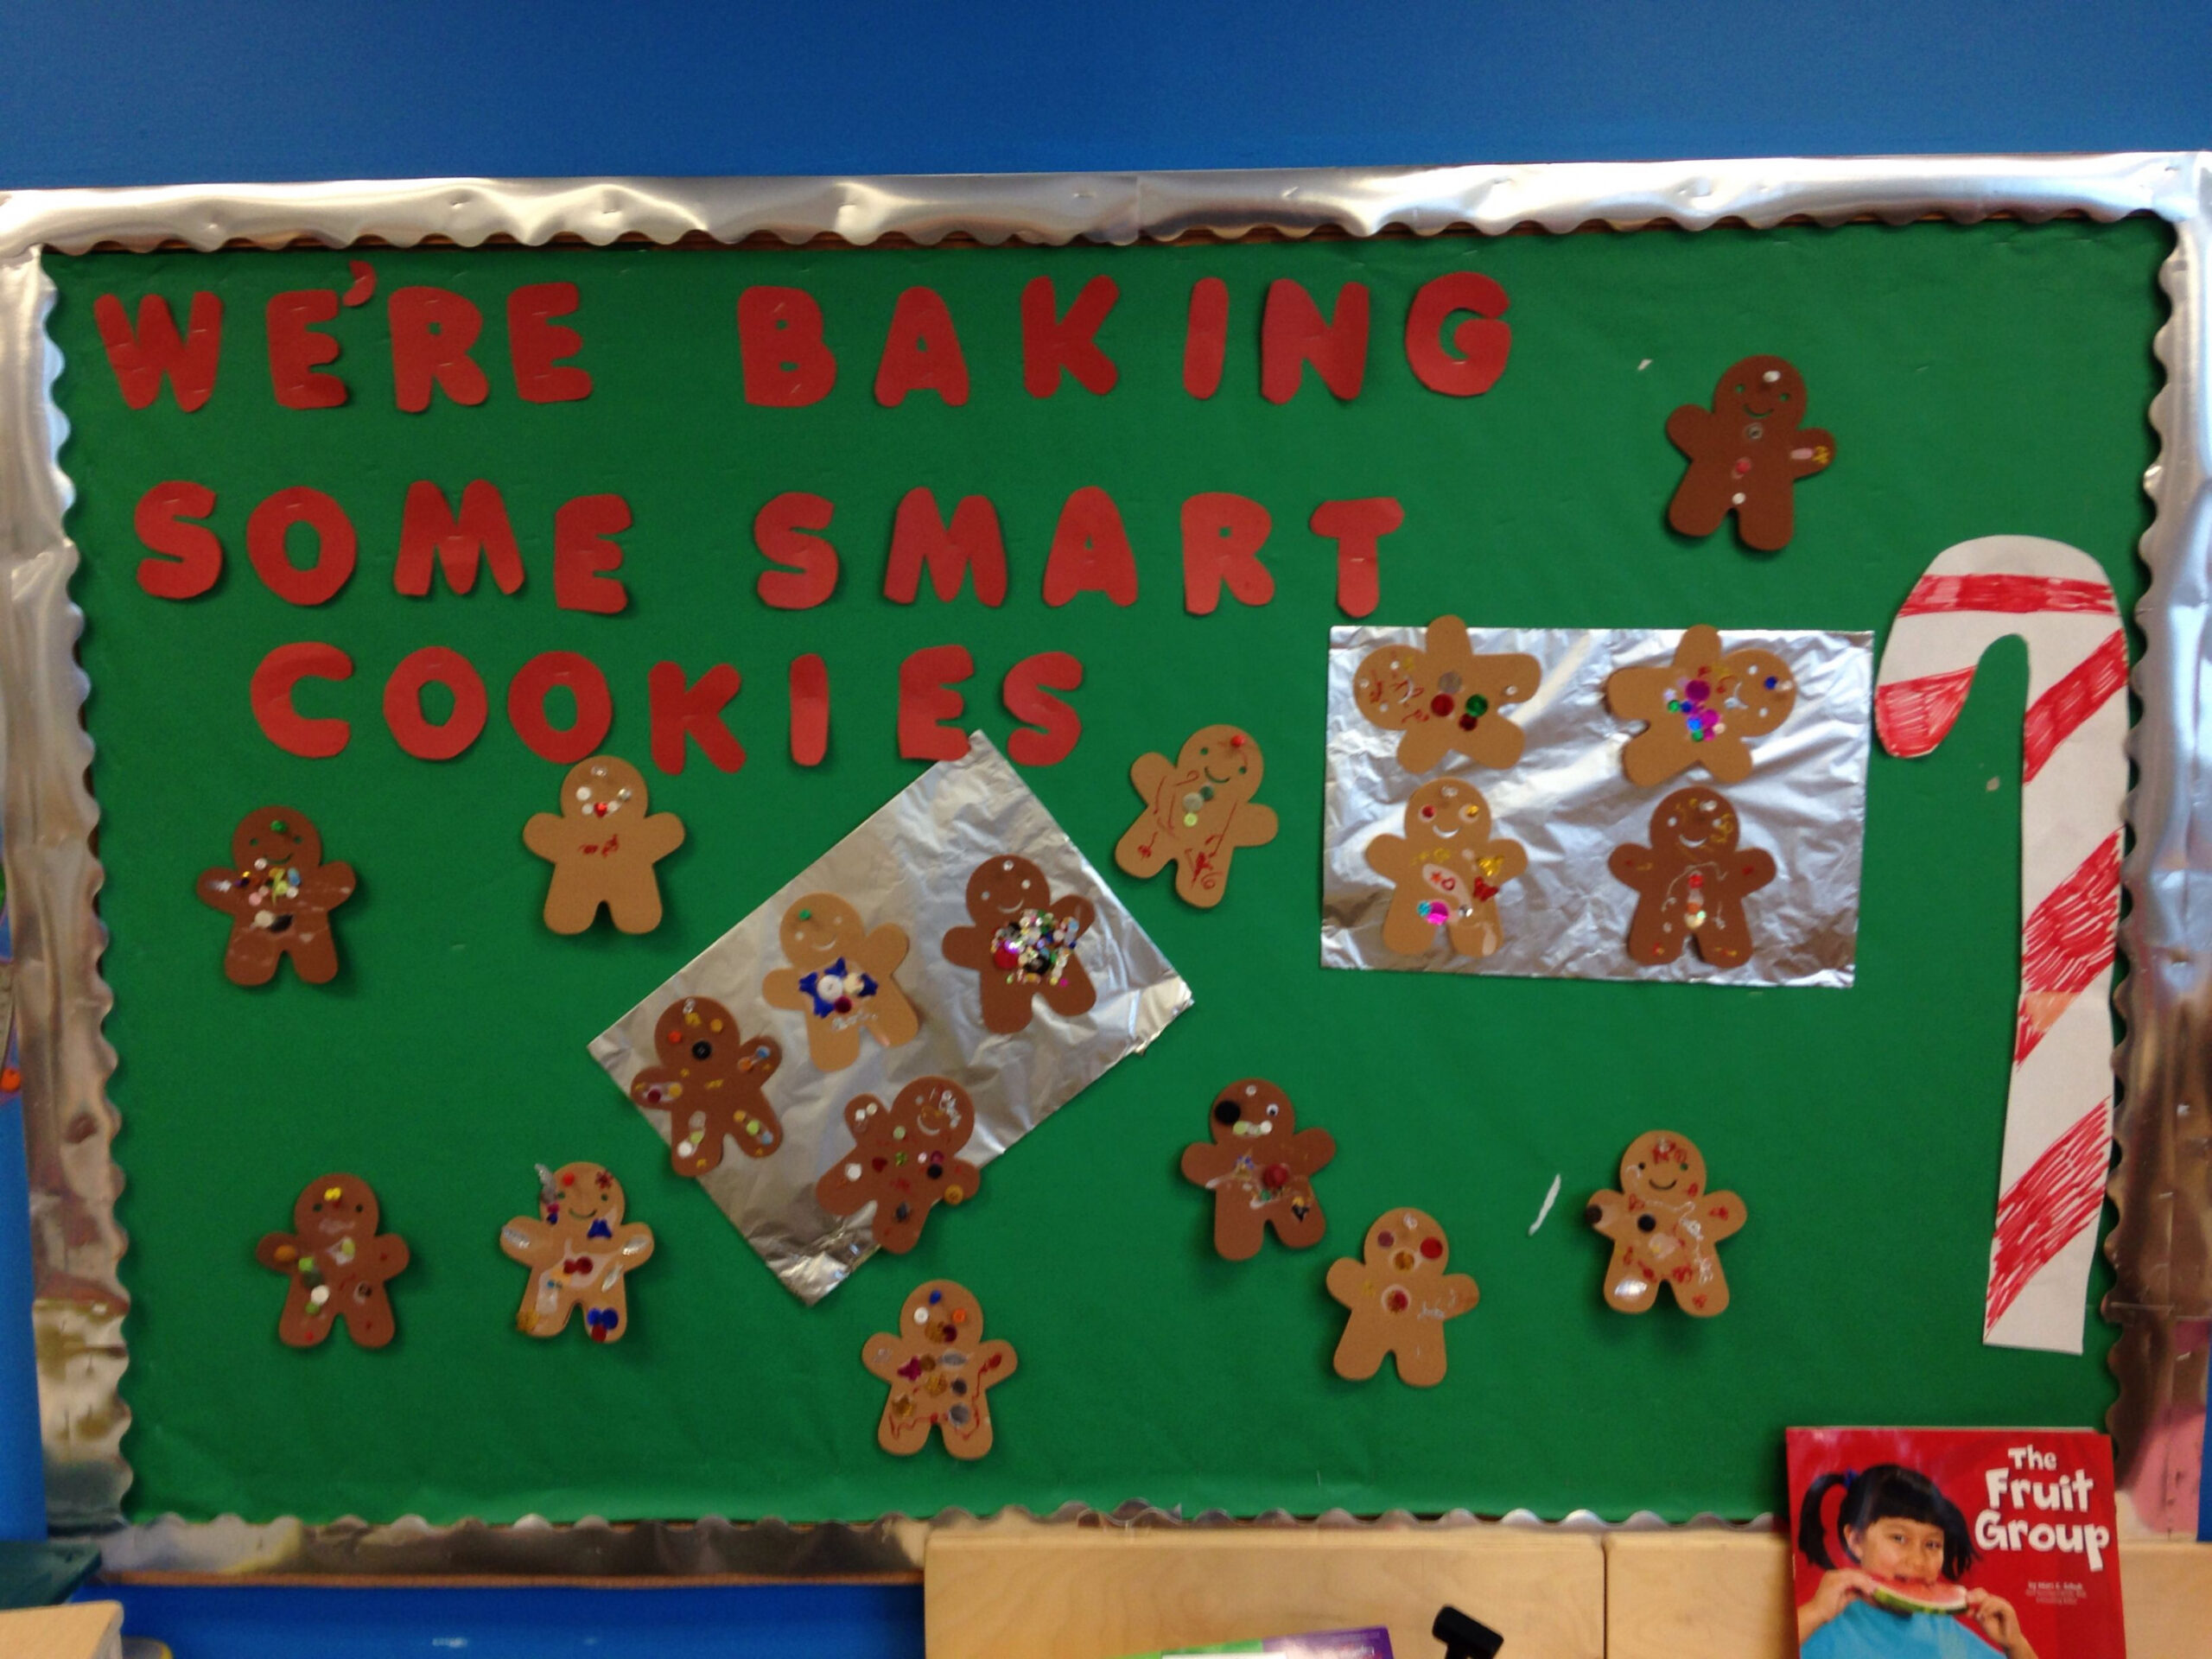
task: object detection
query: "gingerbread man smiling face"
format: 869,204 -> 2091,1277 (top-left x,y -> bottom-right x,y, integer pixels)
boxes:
522,756 -> 686,935
1179,1078 -> 1336,1260
197,806 -> 356,985
1363,778 -> 1529,960
498,1162 -> 655,1344
1585,1131 -> 1745,1316
1325,1207 -> 1479,1387
941,855 -> 1099,1034
626,996 -> 783,1177
1605,626 -> 1797,786
861,1280 -> 1019,1459
1115,724 -> 1278,908
1664,355 -> 1834,551
815,1077 -> 982,1254
255,1173 -> 410,1349
763,893 -> 921,1071
1607,786 -> 1777,968
1352,616 -> 1542,774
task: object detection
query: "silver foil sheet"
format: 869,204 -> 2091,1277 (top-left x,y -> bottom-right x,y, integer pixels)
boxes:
0,156 -> 2200,1565
588,734 -> 1188,1305
1322,626 -> 1870,988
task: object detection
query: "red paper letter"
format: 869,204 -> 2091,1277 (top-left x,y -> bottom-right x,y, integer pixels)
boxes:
1184,277 -> 1228,401
884,488 -> 1007,607
93,292 -> 221,411
133,480 -> 222,599
1180,493 -> 1274,614
738,286 -> 836,407
753,492 -> 839,609
507,282 -> 592,404
789,653 -> 829,766
390,287 -> 490,411
1262,279 -> 1370,404
649,661 -> 746,774
874,288 -> 969,407
1021,275 -> 1118,397
395,480 -> 525,596
265,289 -> 346,409
507,651 -> 613,764
553,493 -> 631,614
1404,271 -> 1511,397
1003,650 -> 1084,766
1042,486 -> 1138,607
250,642 -> 353,757
898,645 -> 973,761
1310,497 -> 1404,619
384,646 -> 488,760
246,486 -> 357,606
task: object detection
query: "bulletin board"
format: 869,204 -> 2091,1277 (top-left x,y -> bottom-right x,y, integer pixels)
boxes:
36,212 -> 2165,1527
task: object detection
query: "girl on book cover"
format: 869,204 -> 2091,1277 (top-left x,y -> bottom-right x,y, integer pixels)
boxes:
1796,1464 -> 2039,1659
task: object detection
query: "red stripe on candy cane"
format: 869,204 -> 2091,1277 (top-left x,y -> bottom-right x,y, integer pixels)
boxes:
1985,1100 -> 2110,1332
1873,666 -> 1978,758
2014,831 -> 2122,1062
1898,573 -> 2120,619
2022,630 -> 2127,783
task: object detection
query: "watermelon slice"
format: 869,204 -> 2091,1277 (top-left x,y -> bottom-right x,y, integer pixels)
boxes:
1866,1577 -> 1970,1616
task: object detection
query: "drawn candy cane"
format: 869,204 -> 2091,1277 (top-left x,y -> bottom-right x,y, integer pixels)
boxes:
1875,536 -> 2127,1354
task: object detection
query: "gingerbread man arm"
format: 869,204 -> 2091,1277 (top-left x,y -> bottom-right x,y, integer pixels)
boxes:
1057,893 -> 1100,939
860,925 -> 910,976
940,923 -> 992,971
1324,1257 -> 1366,1310
861,1333 -> 904,1382
299,861 -> 357,909
1179,1141 -> 1230,1186
1664,403 -> 1721,455
1603,663 -> 1669,726
635,810 -> 687,861
1607,844 -> 1656,886
1364,833 -> 1409,883
363,1234 -> 410,1280
613,1222 -> 655,1266
1437,1273 -> 1480,1316
973,1338 -> 1017,1382
1699,1192 -> 1747,1242
816,1164 -> 874,1219
1226,802 -> 1279,850
761,967 -> 808,1013
1128,751 -> 1173,803
1287,1126 -> 1338,1177
1731,848 -> 1778,895
1485,838 -> 1529,885
499,1216 -> 560,1268
1787,427 -> 1835,476
254,1231 -> 301,1272
196,868 -> 253,916
1585,1191 -> 1631,1242
522,812 -> 572,861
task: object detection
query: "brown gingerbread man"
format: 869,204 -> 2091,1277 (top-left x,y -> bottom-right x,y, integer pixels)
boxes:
1325,1207 -> 1479,1387
1607,786 -> 1777,968
498,1161 -> 655,1344
197,806 -> 356,985
1114,724 -> 1277,908
861,1280 -> 1019,1459
1363,778 -> 1528,960
762,893 -> 921,1071
1586,1130 -> 1745,1316
940,855 -> 1098,1034
626,995 -> 784,1176
522,755 -> 685,935
1352,616 -> 1541,774
1604,626 -> 1798,787
816,1077 -> 982,1254
255,1173 -> 410,1349
1179,1077 -> 1336,1260
1665,355 -> 1834,551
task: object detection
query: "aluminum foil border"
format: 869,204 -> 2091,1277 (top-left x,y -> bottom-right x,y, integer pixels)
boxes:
586,734 -> 1189,1306
0,154 -> 2201,1570
1321,626 -> 1871,988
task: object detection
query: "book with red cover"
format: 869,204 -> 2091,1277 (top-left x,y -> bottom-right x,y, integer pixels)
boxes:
1787,1428 -> 2123,1659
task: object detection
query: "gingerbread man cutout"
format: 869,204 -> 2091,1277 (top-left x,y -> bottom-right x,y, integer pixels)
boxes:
255,1173 -> 410,1349
1363,778 -> 1529,960
522,755 -> 685,935
940,855 -> 1098,1034
1665,355 -> 1834,552
861,1280 -> 1019,1459
1586,1131 -> 1745,1316
1325,1207 -> 1479,1388
1605,626 -> 1797,787
1607,786 -> 1777,968
816,1077 -> 982,1254
499,1162 -> 655,1344
1352,616 -> 1541,774
1114,724 -> 1277,909
762,893 -> 920,1071
1179,1078 -> 1336,1260
197,806 -> 356,986
627,995 -> 784,1176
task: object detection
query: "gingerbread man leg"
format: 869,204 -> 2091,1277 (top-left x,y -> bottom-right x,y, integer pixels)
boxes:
1380,888 -> 1442,957
226,930 -> 284,987
1444,906 -> 1503,959
340,1281 -> 395,1346
1332,1317 -> 1387,1382
1694,899 -> 1755,967
1604,1246 -> 1660,1313
671,1105 -> 729,1177
278,1286 -> 334,1347
604,880 -> 665,936
1680,1257 -> 1731,1318
1213,1195 -> 1269,1262
1668,466 -> 1731,538
1268,1194 -> 1326,1251
583,1281 -> 628,1343
1736,487 -> 1794,554
542,868 -> 606,935
1395,1332 -> 1449,1389
285,927 -> 340,985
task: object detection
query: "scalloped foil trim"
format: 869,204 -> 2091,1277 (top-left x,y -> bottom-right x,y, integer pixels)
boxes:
0,157 -> 2202,1573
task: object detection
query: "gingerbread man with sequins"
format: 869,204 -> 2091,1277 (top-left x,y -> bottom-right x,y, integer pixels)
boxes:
1115,724 -> 1278,908
626,996 -> 784,1176
762,893 -> 920,1071
197,806 -> 356,985
499,1162 -> 655,1344
816,1077 -> 982,1254
1665,355 -> 1834,551
1325,1207 -> 1480,1387
1586,1131 -> 1745,1316
1179,1078 -> 1336,1260
861,1281 -> 1019,1459
1607,786 -> 1776,968
255,1173 -> 410,1349
1352,616 -> 1541,773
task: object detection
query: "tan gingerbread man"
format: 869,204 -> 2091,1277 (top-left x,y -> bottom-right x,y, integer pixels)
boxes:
1607,786 -> 1777,968
522,756 -> 685,934
499,1161 -> 655,1344
1363,778 -> 1528,959
861,1280 -> 1018,1459
762,893 -> 921,1071
816,1077 -> 982,1254
1605,626 -> 1797,786
197,806 -> 356,985
1353,616 -> 1541,773
1114,724 -> 1277,908
1179,1077 -> 1336,1260
626,995 -> 784,1176
1665,355 -> 1834,551
940,855 -> 1098,1034
255,1173 -> 410,1349
1325,1207 -> 1480,1387
1586,1131 -> 1745,1316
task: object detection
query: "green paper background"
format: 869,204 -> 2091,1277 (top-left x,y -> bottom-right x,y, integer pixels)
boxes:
48,219 -> 2162,1524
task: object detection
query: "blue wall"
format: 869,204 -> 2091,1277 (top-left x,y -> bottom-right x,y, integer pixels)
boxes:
3,0 -> 2206,1649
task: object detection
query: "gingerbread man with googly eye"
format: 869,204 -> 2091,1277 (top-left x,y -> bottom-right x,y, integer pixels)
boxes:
197,806 -> 356,986
626,996 -> 784,1177
1608,786 -> 1777,968
861,1280 -> 1018,1459
255,1173 -> 410,1349
1363,778 -> 1529,959
1116,724 -> 1277,908
1605,626 -> 1797,787
816,1077 -> 982,1254
1352,616 -> 1542,774
522,756 -> 686,935
1325,1208 -> 1479,1387
499,1162 -> 655,1344
1179,1078 -> 1336,1260
1665,355 -> 1834,551
762,893 -> 921,1071
1586,1130 -> 1746,1317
